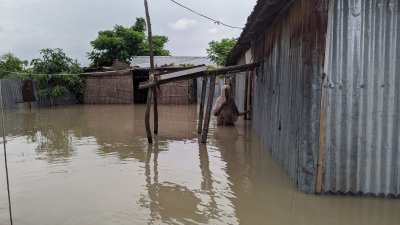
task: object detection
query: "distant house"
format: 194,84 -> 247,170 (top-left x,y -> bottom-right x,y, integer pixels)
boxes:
227,0 -> 400,196
131,56 -> 215,68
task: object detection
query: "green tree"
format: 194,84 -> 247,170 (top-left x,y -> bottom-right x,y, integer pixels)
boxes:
31,48 -> 85,97
0,53 -> 28,78
206,38 -> 237,66
88,17 -> 170,68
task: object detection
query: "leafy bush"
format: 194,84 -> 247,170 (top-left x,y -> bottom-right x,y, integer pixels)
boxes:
30,48 -> 85,97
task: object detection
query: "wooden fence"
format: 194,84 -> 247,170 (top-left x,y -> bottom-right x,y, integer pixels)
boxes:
83,70 -> 134,104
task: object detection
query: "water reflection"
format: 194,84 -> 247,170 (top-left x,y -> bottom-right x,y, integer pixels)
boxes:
141,140 -> 235,224
0,105 -> 399,225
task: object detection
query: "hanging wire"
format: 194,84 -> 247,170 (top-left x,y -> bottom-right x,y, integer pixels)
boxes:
168,0 -> 243,29
0,80 -> 13,225
0,69 -> 82,76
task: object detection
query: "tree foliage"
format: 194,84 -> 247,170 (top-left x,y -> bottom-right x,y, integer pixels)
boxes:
88,17 -> 170,68
0,53 -> 28,78
31,48 -> 85,97
206,38 -> 237,66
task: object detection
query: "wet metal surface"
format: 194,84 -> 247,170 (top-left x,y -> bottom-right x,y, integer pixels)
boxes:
324,0 -> 400,196
0,105 -> 399,225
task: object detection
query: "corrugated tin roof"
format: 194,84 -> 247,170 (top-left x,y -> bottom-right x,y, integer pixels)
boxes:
226,0 -> 293,65
131,56 -> 215,67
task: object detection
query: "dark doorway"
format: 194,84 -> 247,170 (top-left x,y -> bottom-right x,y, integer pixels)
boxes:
22,80 -> 36,102
133,70 -> 149,104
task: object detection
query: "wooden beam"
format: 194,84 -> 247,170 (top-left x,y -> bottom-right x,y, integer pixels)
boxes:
201,75 -> 216,143
197,76 -> 208,134
206,62 -> 260,75
159,65 -> 207,80
139,62 -> 261,90
316,73 -> 328,194
144,0 -> 154,143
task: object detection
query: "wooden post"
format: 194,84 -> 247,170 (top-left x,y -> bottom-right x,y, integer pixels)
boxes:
197,75 -> 207,134
201,75 -> 216,143
316,73 -> 328,194
144,0 -> 155,142
153,86 -> 158,134
244,70 -> 249,120
145,89 -> 153,144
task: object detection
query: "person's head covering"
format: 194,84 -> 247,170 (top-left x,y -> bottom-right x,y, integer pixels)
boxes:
215,85 -> 230,110
214,85 -> 238,122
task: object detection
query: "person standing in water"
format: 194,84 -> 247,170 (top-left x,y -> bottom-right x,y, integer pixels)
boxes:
213,84 -> 250,126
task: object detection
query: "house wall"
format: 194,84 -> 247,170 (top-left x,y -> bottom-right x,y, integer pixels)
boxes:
83,70 -> 134,104
245,0 -> 328,193
0,79 -> 25,109
158,80 -> 196,105
234,55 -> 247,114
323,0 -> 400,196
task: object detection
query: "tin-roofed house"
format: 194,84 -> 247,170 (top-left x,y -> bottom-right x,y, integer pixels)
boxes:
228,0 -> 400,196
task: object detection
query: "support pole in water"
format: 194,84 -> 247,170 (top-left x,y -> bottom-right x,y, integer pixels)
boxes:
316,73 -> 328,194
144,0 -> 155,143
197,75 -> 207,134
201,75 -> 216,143
153,86 -> 158,135
0,80 -> 13,225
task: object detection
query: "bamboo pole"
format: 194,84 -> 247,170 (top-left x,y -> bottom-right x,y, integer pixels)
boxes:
153,87 -> 158,134
138,62 -> 261,90
244,70 -> 249,120
201,75 -> 216,143
197,76 -> 208,134
144,0 -> 155,143
316,73 -> 328,194
145,89 -> 153,144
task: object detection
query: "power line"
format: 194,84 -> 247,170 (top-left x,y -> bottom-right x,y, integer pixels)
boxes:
168,0 -> 243,30
0,70 -> 82,76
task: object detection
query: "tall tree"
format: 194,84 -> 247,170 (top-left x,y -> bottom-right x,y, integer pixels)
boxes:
206,38 -> 237,66
88,17 -> 170,68
0,53 -> 28,78
31,48 -> 85,97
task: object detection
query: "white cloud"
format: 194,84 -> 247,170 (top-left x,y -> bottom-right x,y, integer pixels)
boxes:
169,18 -> 197,30
208,28 -> 218,34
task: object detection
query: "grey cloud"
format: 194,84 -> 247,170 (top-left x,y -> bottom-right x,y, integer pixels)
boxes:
0,0 -> 256,66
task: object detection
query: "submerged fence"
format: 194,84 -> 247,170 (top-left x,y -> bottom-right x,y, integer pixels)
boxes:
0,79 -> 78,109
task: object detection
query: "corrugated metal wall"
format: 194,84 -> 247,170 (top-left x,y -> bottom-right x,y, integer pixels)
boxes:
0,79 -> 25,109
0,79 -> 77,109
323,0 -> 400,196
249,0 -> 327,193
36,93 -> 77,107
234,55 -> 247,113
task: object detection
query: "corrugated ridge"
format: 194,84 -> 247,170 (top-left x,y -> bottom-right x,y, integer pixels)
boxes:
324,0 -> 400,196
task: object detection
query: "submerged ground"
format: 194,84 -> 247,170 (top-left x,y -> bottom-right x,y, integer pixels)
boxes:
0,105 -> 399,225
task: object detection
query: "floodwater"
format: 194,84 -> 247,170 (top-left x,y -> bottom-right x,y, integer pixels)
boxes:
0,105 -> 399,225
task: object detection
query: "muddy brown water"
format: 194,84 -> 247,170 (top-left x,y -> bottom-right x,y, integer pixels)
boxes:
0,105 -> 399,225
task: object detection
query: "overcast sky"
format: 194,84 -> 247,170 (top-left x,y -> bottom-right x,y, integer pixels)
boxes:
0,0 -> 256,66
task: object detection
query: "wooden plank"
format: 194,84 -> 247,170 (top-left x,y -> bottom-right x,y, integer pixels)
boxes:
197,76 -> 207,134
206,62 -> 260,75
316,73 -> 328,194
201,75 -> 216,143
160,66 -> 207,80
139,62 -> 261,90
